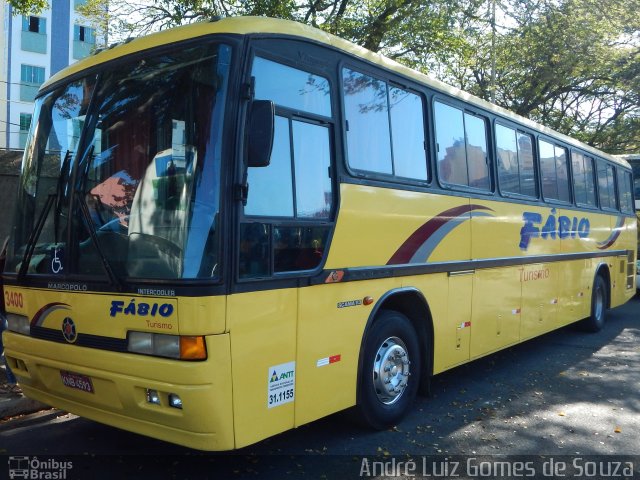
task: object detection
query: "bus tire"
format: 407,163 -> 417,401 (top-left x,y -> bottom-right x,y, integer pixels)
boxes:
356,310 -> 421,429
581,274 -> 607,332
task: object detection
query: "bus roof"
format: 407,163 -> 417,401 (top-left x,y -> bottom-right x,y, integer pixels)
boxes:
44,16 -> 629,169
617,155 -> 640,162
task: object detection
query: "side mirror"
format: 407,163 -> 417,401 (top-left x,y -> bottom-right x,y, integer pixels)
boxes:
247,100 -> 274,168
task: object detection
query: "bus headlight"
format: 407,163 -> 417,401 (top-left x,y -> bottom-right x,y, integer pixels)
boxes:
127,332 -> 207,360
6,313 -> 30,335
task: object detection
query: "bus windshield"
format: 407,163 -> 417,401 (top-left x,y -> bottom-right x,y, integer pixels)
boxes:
7,43 -> 231,281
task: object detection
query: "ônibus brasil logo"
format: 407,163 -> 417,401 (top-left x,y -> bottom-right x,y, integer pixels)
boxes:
8,456 -> 72,479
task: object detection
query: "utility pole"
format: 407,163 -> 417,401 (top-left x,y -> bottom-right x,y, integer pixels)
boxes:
490,0 -> 496,104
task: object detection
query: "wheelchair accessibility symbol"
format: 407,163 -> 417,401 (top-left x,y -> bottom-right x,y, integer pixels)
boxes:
51,247 -> 63,274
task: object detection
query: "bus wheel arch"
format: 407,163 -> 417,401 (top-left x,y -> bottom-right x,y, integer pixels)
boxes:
580,265 -> 610,332
355,288 -> 433,428
595,263 -> 611,309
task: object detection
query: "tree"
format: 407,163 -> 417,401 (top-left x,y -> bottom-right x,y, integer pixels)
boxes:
78,0 -> 469,63
76,0 -> 640,154
437,0 -> 640,153
7,0 -> 48,16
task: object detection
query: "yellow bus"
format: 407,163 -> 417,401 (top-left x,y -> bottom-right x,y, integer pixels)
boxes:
2,17 -> 636,451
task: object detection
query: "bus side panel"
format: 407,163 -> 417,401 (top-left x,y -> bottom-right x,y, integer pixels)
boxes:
227,289 -> 298,449
557,258 -> 591,326
325,184 -> 472,269
294,278 -> 397,427
520,263 -> 559,340
559,210 -> 605,324
470,267 -> 522,359
469,201 -> 551,359
611,219 -> 636,307
423,272 -> 470,373
561,210 -> 634,309
470,201 -> 560,260
178,296 -> 227,335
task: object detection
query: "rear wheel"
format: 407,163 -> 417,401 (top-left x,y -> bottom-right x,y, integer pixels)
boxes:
580,274 -> 607,332
356,310 -> 421,429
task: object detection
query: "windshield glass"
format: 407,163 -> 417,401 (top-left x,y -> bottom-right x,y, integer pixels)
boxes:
6,43 -> 231,281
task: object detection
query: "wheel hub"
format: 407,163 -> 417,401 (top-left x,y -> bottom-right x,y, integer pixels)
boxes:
372,336 -> 411,404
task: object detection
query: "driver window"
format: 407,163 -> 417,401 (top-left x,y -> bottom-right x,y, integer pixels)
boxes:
240,55 -> 333,279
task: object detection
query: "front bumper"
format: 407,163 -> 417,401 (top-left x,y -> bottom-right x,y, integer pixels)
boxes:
3,331 -> 234,451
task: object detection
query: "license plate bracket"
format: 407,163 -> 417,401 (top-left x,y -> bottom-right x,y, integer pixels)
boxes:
60,370 -> 94,394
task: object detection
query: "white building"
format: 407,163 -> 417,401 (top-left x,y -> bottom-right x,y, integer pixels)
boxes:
1,0 -> 99,149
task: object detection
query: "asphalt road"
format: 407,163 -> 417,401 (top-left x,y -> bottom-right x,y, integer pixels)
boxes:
1,295 -> 639,479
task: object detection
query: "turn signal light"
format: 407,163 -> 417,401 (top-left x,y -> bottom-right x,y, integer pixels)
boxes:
180,336 -> 207,360
128,332 -> 207,360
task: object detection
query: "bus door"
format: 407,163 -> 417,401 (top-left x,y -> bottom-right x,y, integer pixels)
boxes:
229,47 -> 336,448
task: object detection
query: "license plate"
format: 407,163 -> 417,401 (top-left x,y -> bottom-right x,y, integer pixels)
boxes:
60,370 -> 94,394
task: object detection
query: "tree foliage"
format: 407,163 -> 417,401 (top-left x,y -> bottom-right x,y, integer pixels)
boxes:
77,0 -> 640,154
7,0 -> 48,16
438,0 -> 640,153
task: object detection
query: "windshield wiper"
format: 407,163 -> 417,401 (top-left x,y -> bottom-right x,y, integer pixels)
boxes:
54,149 -> 73,244
17,194 -> 56,279
75,191 -> 124,291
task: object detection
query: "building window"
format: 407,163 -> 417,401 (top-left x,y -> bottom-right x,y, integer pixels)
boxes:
74,25 -> 95,43
73,25 -> 96,59
21,16 -> 47,54
21,64 -> 45,84
19,113 -> 32,148
22,16 -> 46,34
20,65 -> 45,102
19,113 -> 32,132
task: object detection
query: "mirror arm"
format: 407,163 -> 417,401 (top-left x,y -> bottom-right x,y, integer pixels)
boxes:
234,182 -> 249,206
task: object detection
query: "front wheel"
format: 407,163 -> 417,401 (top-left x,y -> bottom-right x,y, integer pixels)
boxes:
580,274 -> 607,332
356,310 -> 421,429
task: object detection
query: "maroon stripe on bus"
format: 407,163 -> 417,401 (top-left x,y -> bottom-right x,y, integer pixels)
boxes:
387,204 -> 491,265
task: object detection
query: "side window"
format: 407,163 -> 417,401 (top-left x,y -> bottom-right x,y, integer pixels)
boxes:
389,87 -> 427,180
434,101 -> 490,190
555,146 -> 570,202
253,57 -> 331,116
496,124 -> 536,197
632,162 -> 640,202
597,160 -> 617,210
245,116 -> 294,217
571,152 -> 596,206
343,68 -> 427,180
343,69 -> 391,174
240,56 -> 334,278
244,118 -> 332,219
617,169 -> 633,213
434,102 -> 466,185
539,139 -> 570,202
